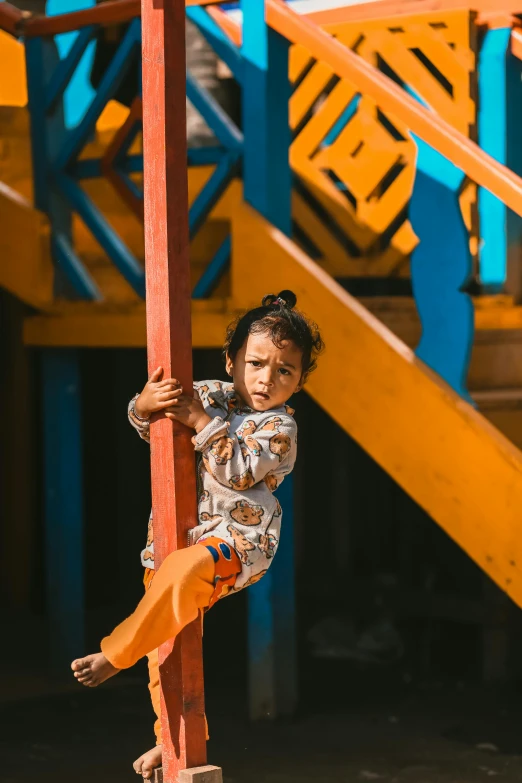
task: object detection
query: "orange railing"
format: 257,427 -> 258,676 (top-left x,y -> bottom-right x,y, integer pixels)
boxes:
266,0 -> 522,219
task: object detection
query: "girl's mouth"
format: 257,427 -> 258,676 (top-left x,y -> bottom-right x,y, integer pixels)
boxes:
253,392 -> 269,401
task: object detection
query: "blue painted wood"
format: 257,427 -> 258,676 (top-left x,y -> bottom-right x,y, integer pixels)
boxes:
186,6 -> 243,84
46,0 -> 96,129
323,93 -> 360,146
55,172 -> 145,296
55,18 -> 141,170
242,0 -> 294,719
186,70 -> 243,152
189,152 -> 239,238
73,154 -> 144,180
242,0 -> 291,234
72,157 -> 103,179
46,24 -> 96,112
53,233 -> 103,300
42,349 -> 85,669
188,146 -> 227,167
248,473 -> 296,719
410,135 -> 474,401
478,28 -> 522,291
26,35 -> 98,298
192,234 -> 231,298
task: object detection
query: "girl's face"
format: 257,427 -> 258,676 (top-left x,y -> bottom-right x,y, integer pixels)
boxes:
226,332 -> 303,412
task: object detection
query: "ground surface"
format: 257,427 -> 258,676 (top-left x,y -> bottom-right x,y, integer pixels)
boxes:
3,662 -> 522,783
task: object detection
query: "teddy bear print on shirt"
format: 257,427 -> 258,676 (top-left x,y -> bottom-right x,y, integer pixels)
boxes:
226,525 -> 256,564
237,420 -> 262,456
258,533 -> 277,558
229,469 -> 255,491
230,499 -> 264,526
269,432 -> 291,462
209,436 -> 235,464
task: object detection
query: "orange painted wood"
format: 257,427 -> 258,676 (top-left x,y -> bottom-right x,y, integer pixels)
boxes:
511,28 -> 522,59
141,0 -> 207,777
266,0 -> 522,220
306,0 -> 522,26
0,3 -> 24,36
206,5 -> 241,45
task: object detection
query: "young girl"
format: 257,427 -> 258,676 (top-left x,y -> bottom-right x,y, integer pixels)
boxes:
71,290 -> 323,778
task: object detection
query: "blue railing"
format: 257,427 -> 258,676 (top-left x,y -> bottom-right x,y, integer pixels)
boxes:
22,2 -> 245,301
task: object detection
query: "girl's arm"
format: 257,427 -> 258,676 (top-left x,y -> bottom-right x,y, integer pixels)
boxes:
193,414 -> 297,490
128,394 -> 150,443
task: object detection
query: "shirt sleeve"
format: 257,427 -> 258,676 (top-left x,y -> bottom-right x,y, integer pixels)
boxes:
192,413 -> 297,491
128,394 -> 150,444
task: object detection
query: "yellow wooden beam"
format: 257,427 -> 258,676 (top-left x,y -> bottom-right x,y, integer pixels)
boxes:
23,299 -> 237,348
0,182 -> 54,308
231,200 -> 522,607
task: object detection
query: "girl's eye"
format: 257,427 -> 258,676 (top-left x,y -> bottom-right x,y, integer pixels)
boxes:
279,368 -> 290,376
250,361 -> 261,367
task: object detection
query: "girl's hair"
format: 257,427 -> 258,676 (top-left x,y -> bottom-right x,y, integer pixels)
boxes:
224,289 -> 324,382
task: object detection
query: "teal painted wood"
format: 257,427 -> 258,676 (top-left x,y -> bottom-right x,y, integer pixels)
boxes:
410,136 -> 474,402
42,349 -> 85,670
46,0 -> 96,129
242,0 -> 291,234
242,0 -> 295,718
478,28 -> 522,291
248,473 -> 297,719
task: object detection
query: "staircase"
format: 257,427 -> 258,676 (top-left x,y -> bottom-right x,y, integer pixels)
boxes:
1,0 -> 522,611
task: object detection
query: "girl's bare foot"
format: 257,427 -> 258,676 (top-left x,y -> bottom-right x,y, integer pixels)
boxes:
133,745 -> 163,779
71,653 -> 120,687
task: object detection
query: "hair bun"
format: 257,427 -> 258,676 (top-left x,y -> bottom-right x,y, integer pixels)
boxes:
261,290 -> 297,309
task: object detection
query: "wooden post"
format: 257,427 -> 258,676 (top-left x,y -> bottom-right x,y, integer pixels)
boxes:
241,0 -> 296,720
141,0 -> 219,779
478,28 -> 522,296
42,349 -> 85,670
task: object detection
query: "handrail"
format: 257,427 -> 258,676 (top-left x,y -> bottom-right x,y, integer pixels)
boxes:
0,0 -> 234,39
23,0 -> 139,37
306,0 -> 522,26
0,3 -> 25,36
266,0 -> 522,219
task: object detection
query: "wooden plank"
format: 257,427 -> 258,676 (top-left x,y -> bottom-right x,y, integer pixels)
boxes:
0,182 -> 54,308
23,302 -> 235,347
141,0 -> 209,775
306,0 -> 522,26
231,200 -> 522,608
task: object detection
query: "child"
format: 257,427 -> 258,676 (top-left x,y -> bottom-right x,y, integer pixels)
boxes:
71,290 -> 323,778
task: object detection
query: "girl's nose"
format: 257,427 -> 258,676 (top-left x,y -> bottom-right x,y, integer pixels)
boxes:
261,368 -> 274,386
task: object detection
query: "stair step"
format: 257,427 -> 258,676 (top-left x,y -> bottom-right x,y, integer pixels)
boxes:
473,388 -> 522,411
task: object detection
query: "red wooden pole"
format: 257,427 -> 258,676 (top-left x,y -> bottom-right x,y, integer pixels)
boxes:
141,0 -> 210,779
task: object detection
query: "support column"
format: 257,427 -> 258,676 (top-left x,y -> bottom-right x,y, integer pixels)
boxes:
478,28 -> 522,295
248,474 -> 297,719
241,0 -> 296,720
141,0 -> 219,778
241,0 -> 291,234
42,349 -> 84,670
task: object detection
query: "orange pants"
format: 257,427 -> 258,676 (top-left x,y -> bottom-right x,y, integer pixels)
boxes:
101,539 -> 241,745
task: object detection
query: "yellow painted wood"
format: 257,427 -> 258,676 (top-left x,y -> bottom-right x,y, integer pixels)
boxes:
0,182 -> 54,308
23,299 -> 236,348
290,8 -> 478,277
0,32 -> 27,107
231,201 -> 522,606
